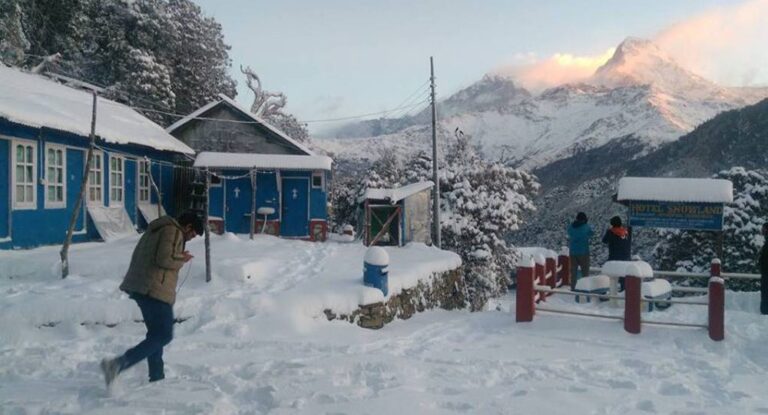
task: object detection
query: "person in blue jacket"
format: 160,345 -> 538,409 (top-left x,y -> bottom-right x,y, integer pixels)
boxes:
567,212 -> 593,290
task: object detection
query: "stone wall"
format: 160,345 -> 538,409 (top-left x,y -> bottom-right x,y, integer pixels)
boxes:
323,268 -> 466,329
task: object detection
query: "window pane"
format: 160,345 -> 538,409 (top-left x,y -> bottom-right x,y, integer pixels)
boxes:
16,145 -> 24,162
16,185 -> 24,202
57,169 -> 63,183
48,187 -> 55,201
57,187 -> 63,201
26,166 -> 33,183
25,186 -> 33,202
26,146 -> 32,163
16,165 -> 24,182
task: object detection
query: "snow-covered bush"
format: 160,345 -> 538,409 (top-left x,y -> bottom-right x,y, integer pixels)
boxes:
655,167 -> 768,290
346,137 -> 538,308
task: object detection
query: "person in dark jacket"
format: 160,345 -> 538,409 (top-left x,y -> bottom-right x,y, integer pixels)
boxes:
603,216 -> 632,291
567,212 -> 593,290
603,216 -> 632,261
759,223 -> 768,315
100,210 -> 204,388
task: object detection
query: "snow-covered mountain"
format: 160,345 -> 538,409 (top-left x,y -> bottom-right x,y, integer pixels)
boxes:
316,37 -> 768,170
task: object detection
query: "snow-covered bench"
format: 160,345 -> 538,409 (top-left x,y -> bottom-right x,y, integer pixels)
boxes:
642,279 -> 672,312
573,275 -> 610,303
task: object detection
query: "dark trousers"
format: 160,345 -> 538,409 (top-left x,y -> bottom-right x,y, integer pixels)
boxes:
570,255 -> 590,290
761,274 -> 768,315
118,293 -> 174,381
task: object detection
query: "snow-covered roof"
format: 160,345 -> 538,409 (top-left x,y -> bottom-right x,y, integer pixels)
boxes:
0,65 -> 194,155
361,181 -> 434,204
617,177 -> 733,203
194,151 -> 332,171
166,93 -> 316,156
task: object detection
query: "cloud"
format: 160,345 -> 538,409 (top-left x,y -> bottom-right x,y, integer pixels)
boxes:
653,0 -> 768,87
492,48 -> 615,91
493,0 -> 768,90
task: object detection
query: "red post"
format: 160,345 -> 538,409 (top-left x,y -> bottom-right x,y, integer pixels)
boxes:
624,274 -> 642,334
708,273 -> 725,341
516,258 -> 535,322
534,255 -> 545,302
545,257 -> 557,291
558,247 -> 570,288
710,258 -> 721,278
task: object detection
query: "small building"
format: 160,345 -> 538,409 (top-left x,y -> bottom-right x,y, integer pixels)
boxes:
0,66 -> 194,249
193,152 -> 332,241
168,93 -> 333,241
360,181 -> 434,247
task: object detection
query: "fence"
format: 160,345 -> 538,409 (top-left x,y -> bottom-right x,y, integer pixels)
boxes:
513,254 -> 751,342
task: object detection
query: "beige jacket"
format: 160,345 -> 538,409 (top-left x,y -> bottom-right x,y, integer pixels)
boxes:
120,216 -> 187,304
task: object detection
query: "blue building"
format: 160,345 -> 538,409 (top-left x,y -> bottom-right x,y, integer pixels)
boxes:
0,66 -> 194,249
168,94 -> 333,241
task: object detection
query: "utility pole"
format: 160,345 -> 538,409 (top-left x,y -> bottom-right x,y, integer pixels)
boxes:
60,90 -> 98,278
430,56 -> 441,248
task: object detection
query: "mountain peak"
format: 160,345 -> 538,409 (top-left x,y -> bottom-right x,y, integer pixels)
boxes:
591,37 -> 717,95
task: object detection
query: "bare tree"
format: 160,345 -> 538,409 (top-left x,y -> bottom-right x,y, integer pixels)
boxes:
239,65 -> 309,143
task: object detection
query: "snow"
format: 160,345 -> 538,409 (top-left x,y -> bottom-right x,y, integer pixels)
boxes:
617,177 -> 734,203
642,279 -> 672,298
517,246 -> 558,265
167,94 -> 316,157
602,260 -> 655,278
575,275 -> 610,291
0,65 -> 194,155
194,151 -> 332,171
360,181 -> 434,204
364,246 -> 390,266
86,206 -> 138,241
2,236 -> 768,413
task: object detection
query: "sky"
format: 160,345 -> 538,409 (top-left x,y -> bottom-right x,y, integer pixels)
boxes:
194,0 -> 768,133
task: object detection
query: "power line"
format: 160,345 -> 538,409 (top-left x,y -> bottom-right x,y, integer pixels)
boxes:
44,64 -> 432,126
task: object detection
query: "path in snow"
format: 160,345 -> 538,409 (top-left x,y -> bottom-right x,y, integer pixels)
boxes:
1,235 -> 767,414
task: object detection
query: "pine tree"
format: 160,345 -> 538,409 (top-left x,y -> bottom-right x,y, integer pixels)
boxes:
655,167 -> 768,290
0,0 -> 29,66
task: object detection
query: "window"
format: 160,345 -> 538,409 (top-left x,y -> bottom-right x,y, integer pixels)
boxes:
138,160 -> 150,203
87,151 -> 103,205
12,141 -> 36,209
209,172 -> 222,187
312,172 -> 324,189
45,144 -> 66,208
109,155 -> 124,205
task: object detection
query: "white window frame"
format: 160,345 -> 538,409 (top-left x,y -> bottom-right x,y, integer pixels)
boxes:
311,171 -> 324,190
138,159 -> 151,203
44,143 -> 67,209
86,150 -> 104,206
109,155 -> 125,206
11,140 -> 37,210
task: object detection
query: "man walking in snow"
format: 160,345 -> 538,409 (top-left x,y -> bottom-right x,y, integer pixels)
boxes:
567,212 -> 593,290
759,223 -> 768,315
602,216 -> 632,290
100,210 -> 204,387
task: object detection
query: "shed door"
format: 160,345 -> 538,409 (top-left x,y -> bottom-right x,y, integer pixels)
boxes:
281,177 -> 309,237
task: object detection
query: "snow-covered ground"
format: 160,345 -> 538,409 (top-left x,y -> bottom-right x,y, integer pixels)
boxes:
1,235 -> 768,414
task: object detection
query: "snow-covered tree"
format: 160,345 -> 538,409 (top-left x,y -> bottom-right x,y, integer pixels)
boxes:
5,0 -> 236,125
241,65 -> 309,143
655,167 -> 768,290
349,135 -> 539,309
0,0 -> 29,66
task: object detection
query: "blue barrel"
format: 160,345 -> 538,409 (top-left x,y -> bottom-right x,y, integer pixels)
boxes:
363,247 -> 389,296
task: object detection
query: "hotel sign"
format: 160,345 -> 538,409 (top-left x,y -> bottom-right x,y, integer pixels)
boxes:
627,201 -> 724,231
